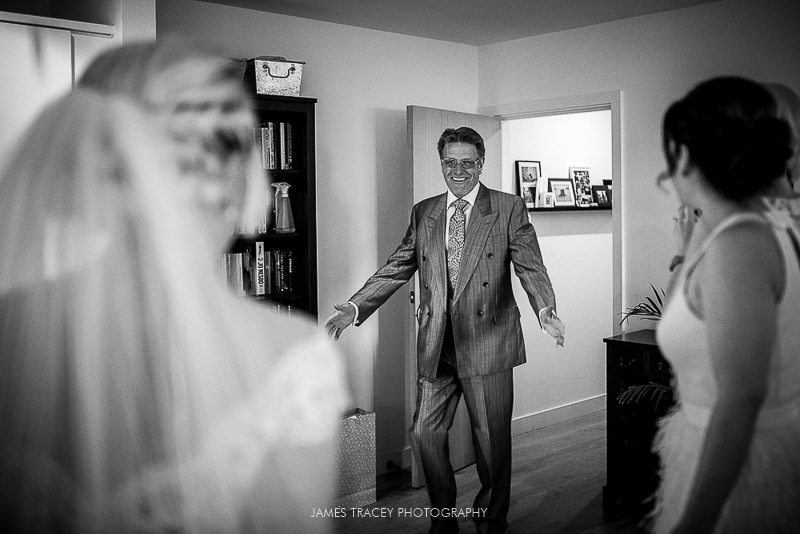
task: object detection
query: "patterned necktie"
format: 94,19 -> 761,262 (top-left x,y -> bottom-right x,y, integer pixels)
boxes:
447,199 -> 469,291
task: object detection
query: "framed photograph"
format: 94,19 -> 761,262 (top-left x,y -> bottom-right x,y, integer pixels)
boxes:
535,176 -> 551,208
569,166 -> 594,207
520,184 -> 537,206
548,178 -> 576,207
603,179 -> 613,201
592,185 -> 611,206
542,192 -> 556,208
516,160 -> 542,208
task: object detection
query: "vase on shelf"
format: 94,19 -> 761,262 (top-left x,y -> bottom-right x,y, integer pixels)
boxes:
272,182 -> 295,233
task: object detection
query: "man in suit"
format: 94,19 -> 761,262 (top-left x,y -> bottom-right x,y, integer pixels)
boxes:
325,126 -> 565,534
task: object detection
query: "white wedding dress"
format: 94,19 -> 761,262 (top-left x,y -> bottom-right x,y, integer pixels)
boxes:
651,202 -> 800,533
0,90 -> 348,533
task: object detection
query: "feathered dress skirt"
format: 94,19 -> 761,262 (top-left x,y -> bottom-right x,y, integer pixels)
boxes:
649,404 -> 800,534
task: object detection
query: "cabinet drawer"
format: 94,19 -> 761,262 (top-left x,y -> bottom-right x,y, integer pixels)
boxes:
649,353 -> 672,382
610,346 -> 648,373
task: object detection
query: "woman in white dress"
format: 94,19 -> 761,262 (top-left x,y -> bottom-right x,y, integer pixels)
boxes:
0,40 -> 347,533
651,76 -> 800,533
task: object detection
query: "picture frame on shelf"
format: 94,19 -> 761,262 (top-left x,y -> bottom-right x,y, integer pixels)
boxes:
592,185 -> 612,207
535,176 -> 550,208
603,179 -> 613,201
516,160 -> 542,209
520,184 -> 536,206
542,192 -> 555,208
549,178 -> 576,207
569,166 -> 594,207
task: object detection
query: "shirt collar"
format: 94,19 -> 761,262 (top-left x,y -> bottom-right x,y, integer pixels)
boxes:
446,183 -> 480,209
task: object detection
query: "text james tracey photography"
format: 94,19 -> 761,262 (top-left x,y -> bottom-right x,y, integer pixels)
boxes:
311,507 -> 488,519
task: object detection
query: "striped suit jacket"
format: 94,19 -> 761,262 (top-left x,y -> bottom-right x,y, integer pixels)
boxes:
350,183 -> 556,378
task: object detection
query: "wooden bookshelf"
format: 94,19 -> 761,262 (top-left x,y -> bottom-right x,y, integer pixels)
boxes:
229,94 -> 318,317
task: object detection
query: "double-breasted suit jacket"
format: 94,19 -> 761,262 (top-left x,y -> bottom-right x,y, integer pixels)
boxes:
350,183 -> 556,378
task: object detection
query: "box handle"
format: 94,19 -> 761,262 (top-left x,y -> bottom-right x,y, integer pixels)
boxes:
262,63 -> 296,79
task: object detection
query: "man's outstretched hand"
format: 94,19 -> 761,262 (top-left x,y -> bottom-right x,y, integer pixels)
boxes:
540,308 -> 566,347
324,302 -> 356,340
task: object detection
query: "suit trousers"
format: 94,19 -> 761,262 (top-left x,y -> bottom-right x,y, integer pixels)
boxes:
410,315 -> 514,533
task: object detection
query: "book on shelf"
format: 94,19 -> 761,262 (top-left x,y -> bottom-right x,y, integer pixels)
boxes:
242,249 -> 252,295
252,242 -> 267,297
255,121 -> 293,171
274,250 -> 283,295
284,250 -> 294,293
225,252 -> 246,297
228,247 -> 293,299
279,122 -> 287,170
257,204 -> 269,234
285,122 -> 293,170
257,122 -> 276,170
269,303 -> 294,315
253,127 -> 262,168
272,249 -> 294,295
264,249 -> 273,296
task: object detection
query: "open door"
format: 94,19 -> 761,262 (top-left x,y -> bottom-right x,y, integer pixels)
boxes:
406,105 -> 501,487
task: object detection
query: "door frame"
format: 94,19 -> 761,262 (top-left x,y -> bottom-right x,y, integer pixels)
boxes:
478,90 -> 623,333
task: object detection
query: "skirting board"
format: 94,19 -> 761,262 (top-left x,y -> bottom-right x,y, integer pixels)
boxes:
399,394 -> 606,471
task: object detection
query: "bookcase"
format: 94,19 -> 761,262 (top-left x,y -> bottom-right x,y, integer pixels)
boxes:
227,95 -> 318,317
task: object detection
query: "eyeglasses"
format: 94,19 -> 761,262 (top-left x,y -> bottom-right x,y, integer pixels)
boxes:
441,158 -> 481,170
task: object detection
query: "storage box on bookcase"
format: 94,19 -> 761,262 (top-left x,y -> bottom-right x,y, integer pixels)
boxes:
245,56 -> 304,96
336,408 -> 376,508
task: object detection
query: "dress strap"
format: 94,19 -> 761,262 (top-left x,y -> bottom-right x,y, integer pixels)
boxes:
683,212 -> 767,278
761,197 -> 800,265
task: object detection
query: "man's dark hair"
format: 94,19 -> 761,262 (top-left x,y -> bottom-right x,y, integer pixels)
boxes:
437,126 -> 486,160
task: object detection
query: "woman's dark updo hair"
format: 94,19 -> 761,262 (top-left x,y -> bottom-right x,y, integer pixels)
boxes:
663,76 -> 792,201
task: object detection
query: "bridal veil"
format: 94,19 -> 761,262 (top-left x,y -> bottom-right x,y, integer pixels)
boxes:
0,42 -> 347,533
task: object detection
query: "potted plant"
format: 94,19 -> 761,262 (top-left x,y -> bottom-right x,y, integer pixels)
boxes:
618,284 -> 665,328
617,284 -> 673,412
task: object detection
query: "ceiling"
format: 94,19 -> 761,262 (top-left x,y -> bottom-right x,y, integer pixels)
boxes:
203,0 -> 722,46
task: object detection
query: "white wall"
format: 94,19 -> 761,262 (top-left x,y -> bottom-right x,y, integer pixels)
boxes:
156,0 -> 478,472
478,0 -> 800,321
503,112 -> 612,426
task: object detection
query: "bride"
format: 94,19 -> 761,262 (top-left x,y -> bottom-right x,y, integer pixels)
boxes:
652,76 -> 800,533
0,42 -> 347,533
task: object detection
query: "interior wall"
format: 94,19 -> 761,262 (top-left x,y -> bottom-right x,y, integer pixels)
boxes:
115,0 -> 156,41
156,0 -> 478,473
478,0 -> 800,321
502,111 -> 612,424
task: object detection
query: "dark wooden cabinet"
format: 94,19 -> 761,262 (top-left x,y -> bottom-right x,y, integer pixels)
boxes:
603,329 -> 674,521
230,94 -> 318,317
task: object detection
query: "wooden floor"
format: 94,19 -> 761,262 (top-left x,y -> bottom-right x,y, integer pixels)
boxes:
334,410 -> 643,534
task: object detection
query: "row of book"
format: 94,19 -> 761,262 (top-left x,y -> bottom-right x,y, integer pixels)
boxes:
224,244 -> 295,298
255,121 -> 293,171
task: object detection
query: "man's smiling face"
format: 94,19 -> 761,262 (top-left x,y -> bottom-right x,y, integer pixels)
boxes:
441,142 -> 482,198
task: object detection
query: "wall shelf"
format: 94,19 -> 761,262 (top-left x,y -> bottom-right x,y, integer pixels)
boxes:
529,205 -> 612,212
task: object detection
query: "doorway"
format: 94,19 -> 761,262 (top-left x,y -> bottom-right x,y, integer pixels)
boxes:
480,91 -> 620,433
